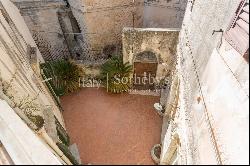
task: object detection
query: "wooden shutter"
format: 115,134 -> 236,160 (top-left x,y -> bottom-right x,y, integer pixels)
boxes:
225,0 -> 249,56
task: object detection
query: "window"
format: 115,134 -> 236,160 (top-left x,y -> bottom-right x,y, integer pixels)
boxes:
224,0 -> 249,61
27,45 -> 37,64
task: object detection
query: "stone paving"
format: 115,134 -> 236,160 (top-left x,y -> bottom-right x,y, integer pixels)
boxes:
61,88 -> 162,165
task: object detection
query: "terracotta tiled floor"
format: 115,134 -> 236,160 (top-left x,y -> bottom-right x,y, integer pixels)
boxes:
61,88 -> 162,165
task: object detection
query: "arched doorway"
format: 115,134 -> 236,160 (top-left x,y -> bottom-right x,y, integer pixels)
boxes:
133,51 -> 158,90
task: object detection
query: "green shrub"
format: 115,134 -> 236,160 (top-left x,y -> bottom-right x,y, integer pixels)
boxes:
41,60 -> 84,96
55,117 -> 70,146
100,56 -> 132,93
56,142 -> 79,165
26,114 -> 44,130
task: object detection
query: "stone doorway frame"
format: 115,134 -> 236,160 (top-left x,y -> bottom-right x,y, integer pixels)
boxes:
132,51 -> 159,89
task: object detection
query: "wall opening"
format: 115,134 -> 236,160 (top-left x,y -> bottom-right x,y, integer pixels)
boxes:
133,51 -> 158,90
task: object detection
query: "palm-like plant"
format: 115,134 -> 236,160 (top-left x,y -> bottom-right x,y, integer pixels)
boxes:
42,60 -> 84,95
100,56 -> 132,93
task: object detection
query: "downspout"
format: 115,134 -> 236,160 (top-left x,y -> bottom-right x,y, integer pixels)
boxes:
37,128 -> 73,165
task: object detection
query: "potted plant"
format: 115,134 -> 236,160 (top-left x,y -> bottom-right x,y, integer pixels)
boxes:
41,60 -> 84,95
151,144 -> 162,164
100,56 -> 132,93
154,103 -> 165,116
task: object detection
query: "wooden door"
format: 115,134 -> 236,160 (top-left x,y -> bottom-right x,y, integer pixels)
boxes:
133,62 -> 158,90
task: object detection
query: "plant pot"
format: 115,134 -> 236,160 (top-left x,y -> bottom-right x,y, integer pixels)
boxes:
154,103 -> 165,116
151,144 -> 162,164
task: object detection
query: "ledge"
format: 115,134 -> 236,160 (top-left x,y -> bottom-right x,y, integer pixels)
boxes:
123,27 -> 181,33
0,100 -> 63,165
11,0 -> 67,10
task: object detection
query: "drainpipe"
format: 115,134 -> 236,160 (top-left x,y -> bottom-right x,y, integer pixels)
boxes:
37,127 -> 73,165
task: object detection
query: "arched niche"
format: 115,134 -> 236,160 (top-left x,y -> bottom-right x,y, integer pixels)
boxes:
134,51 -> 158,63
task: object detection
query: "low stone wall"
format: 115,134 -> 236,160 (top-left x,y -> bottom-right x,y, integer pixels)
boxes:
122,28 -> 179,78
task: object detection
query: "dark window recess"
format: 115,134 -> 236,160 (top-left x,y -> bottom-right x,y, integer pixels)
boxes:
27,45 -> 37,64
68,11 -> 82,41
224,0 -> 249,59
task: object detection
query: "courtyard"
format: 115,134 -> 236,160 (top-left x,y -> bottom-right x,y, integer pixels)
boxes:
61,88 -> 163,165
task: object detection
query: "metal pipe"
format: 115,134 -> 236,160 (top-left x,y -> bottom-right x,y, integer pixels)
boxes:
0,92 -> 72,165
37,128 -> 73,165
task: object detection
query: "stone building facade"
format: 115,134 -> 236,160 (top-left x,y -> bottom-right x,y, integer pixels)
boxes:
0,0 -> 64,125
143,0 -> 188,28
67,0 -> 145,62
122,28 -> 179,89
11,0 -> 84,61
160,0 -> 249,165
0,0 -> 78,164
11,0 -> 188,63
0,0 -> 248,165
68,0 -> 187,62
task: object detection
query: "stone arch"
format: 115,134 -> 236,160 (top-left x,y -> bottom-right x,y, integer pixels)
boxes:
133,51 -> 158,63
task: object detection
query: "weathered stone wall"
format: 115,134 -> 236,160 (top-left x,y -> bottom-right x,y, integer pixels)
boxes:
66,0 -> 93,62
67,0 -> 187,63
68,0 -> 144,62
161,0 -> 249,165
0,100 -> 64,165
144,0 -> 188,28
11,0 -> 84,61
10,0 -> 188,63
122,28 -> 179,78
57,8 -> 85,60
0,0 -> 65,140
12,0 -> 187,63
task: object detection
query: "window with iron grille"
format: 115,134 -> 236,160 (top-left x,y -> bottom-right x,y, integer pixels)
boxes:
224,0 -> 249,62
